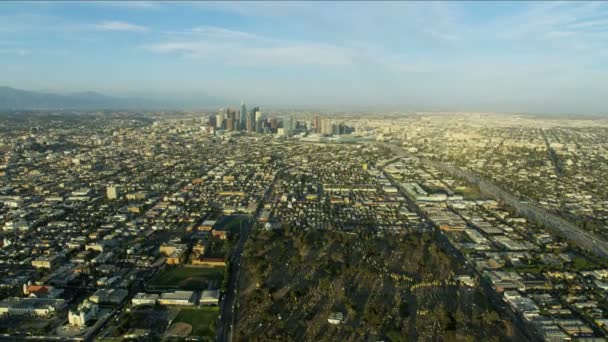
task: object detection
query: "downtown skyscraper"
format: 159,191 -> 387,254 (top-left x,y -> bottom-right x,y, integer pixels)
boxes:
246,107 -> 258,132
240,101 -> 247,131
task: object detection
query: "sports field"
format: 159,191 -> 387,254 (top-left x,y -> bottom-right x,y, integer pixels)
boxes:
150,266 -> 225,290
172,307 -> 219,338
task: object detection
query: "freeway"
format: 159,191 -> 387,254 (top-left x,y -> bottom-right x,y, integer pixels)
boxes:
216,170 -> 282,342
380,150 -> 534,342
382,143 -> 608,259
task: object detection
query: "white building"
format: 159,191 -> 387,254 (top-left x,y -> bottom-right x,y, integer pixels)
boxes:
68,300 -> 98,327
131,293 -> 159,306
0,298 -> 65,317
3,220 -> 30,232
200,290 -> 220,306
328,312 -> 344,325
106,185 -> 120,200
158,291 -> 196,306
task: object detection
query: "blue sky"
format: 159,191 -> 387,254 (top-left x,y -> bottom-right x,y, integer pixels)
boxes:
1,1 -> 607,113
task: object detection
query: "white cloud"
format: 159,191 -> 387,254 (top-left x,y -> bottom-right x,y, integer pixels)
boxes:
94,1 -> 162,10
165,25 -> 262,41
426,29 -> 459,42
144,22 -> 355,67
145,40 -> 353,67
0,48 -> 30,56
95,21 -> 148,33
495,2 -> 608,44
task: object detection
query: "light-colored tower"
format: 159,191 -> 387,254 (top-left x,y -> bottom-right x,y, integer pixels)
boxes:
216,109 -> 224,129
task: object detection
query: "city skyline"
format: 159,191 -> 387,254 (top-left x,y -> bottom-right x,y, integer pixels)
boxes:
2,1 -> 608,114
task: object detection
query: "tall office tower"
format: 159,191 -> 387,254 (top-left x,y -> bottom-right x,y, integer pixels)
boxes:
226,117 -> 235,131
208,114 -> 217,127
321,118 -> 333,136
254,108 -> 262,122
283,114 -> 296,137
313,114 -> 320,133
232,108 -> 239,119
107,185 -> 120,200
333,122 -> 341,135
256,114 -> 263,133
226,108 -> 237,128
269,118 -> 278,132
216,109 -> 225,129
247,110 -> 256,132
240,101 -> 247,130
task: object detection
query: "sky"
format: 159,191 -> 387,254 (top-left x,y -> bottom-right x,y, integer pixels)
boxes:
1,1 -> 607,113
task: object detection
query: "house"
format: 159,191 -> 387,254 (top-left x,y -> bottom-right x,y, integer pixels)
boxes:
31,255 -> 60,269
23,284 -> 63,299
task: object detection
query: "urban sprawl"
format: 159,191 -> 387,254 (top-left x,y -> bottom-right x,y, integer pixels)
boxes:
0,107 -> 607,341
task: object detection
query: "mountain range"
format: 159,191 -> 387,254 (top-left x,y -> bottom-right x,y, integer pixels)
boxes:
0,86 -> 226,110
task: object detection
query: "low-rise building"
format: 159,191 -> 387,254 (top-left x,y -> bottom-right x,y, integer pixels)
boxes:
328,312 -> 344,325
0,297 -> 66,317
200,290 -> 220,306
158,291 -> 196,306
68,299 -> 98,327
89,288 -> 128,305
131,293 -> 159,306
31,255 -> 60,269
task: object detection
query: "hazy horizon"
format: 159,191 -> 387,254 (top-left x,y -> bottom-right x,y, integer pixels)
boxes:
2,1 -> 608,114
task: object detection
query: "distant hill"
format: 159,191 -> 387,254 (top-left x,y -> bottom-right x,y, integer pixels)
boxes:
0,86 -> 226,110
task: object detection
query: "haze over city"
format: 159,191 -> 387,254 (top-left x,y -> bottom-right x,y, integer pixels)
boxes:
1,1 -> 608,342
1,1 -> 608,113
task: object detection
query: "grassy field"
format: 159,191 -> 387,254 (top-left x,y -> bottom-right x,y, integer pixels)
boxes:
218,215 -> 250,234
150,266 -> 225,289
173,307 -> 219,337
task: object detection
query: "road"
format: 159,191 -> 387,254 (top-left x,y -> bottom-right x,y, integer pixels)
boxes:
216,170 -> 282,342
382,143 -> 608,259
380,147 -> 533,341
216,217 -> 250,342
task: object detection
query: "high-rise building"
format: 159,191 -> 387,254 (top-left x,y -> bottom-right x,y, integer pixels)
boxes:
207,114 -> 216,128
230,108 -> 238,118
240,101 -> 247,131
246,110 -> 256,132
226,117 -> 235,131
254,108 -> 262,122
270,118 -> 278,132
216,109 -> 225,129
286,116 -> 294,136
321,118 -> 333,136
313,115 -> 320,133
226,107 -> 238,128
